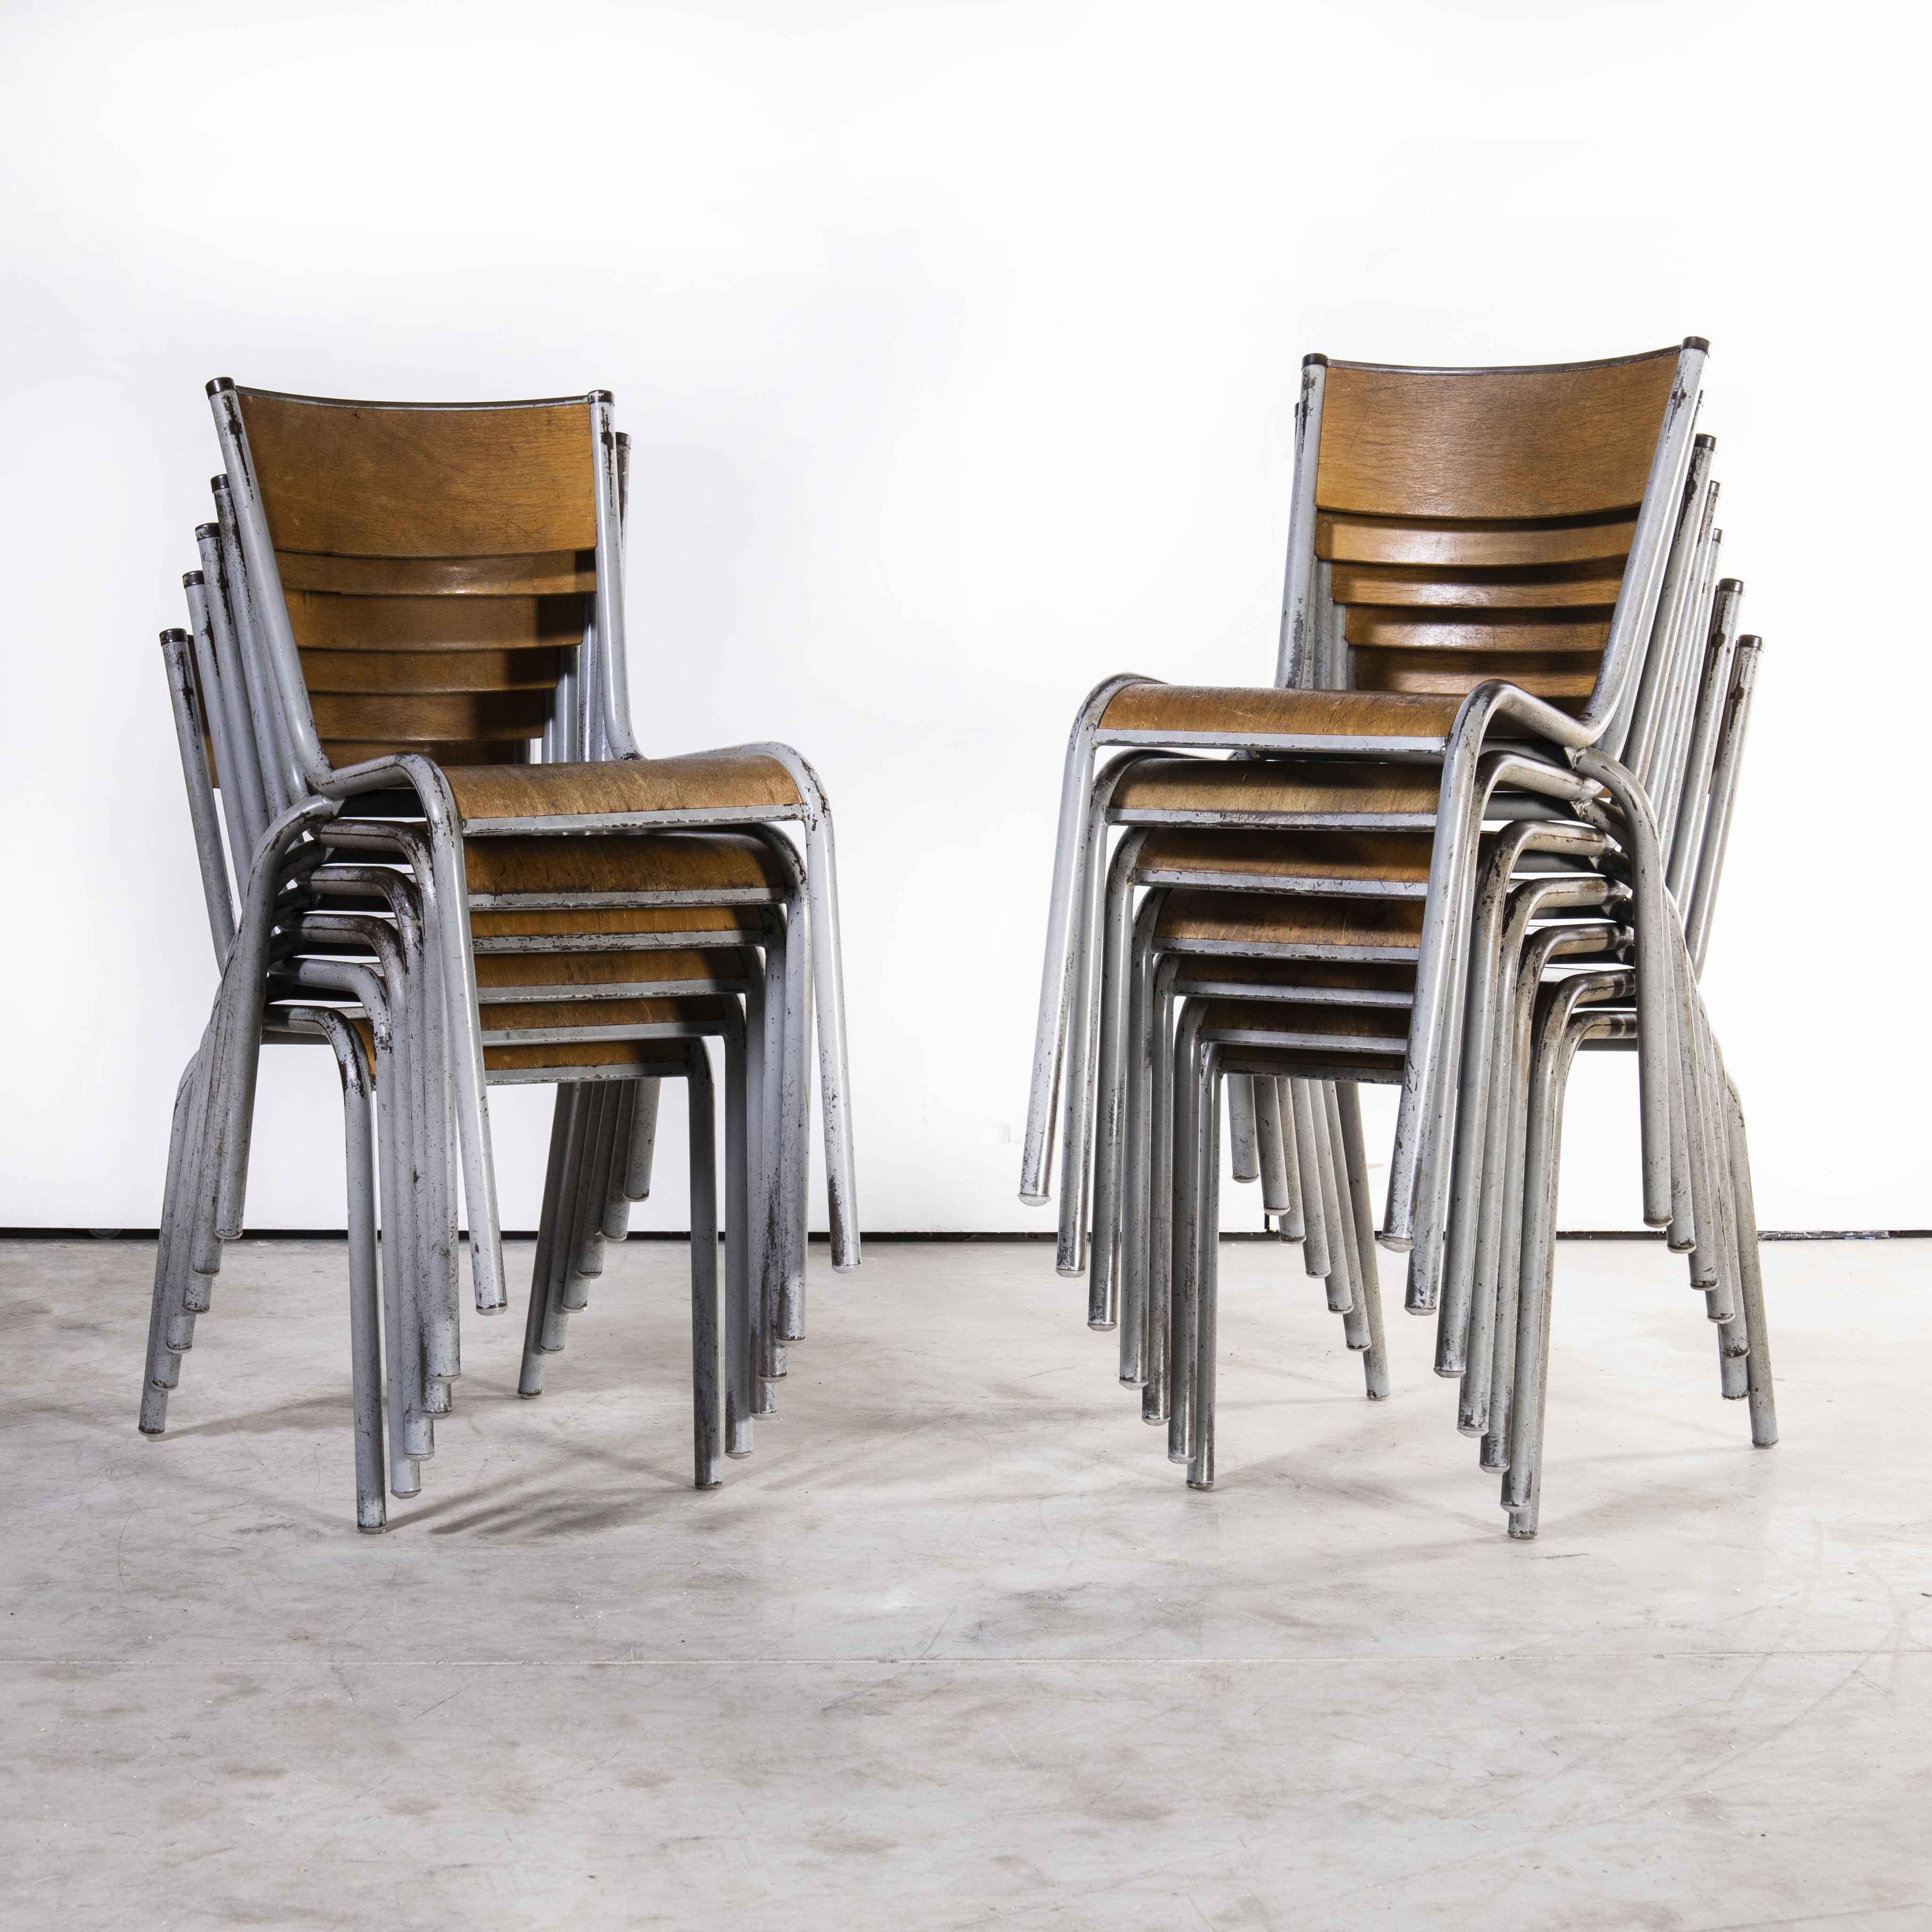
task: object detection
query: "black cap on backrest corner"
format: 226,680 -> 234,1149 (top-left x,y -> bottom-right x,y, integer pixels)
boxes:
1717,576 -> 1742,593
1682,336 -> 1710,354
1694,432 -> 1717,448
1302,352 -> 1328,369
161,626 -> 190,642
588,388 -> 613,405
211,475 -> 230,495
207,377 -> 235,397
195,521 -> 217,539
183,569 -> 203,588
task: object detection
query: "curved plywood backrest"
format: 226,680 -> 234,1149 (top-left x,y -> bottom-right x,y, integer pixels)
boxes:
1315,351 -> 1680,522
229,388 -> 601,768
234,391 -> 597,558
1310,348 -> 1688,712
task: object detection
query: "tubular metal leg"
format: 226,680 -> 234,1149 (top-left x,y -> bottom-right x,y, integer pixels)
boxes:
1087,837 -> 1147,1327
1478,1012 -> 1534,1471
1336,1085 -> 1390,1401
1502,1022 -> 1584,1540
623,1076 -> 663,1203
1254,1078 -> 1292,1220
803,817 -> 860,1271
1286,1080 -> 1331,1281
518,1087 -> 578,1398
1118,900 -> 1161,1386
684,1046 -> 723,1489
563,1084 -> 619,1313
1722,1076 -> 1778,1445
1227,1075 -> 1260,1186
1308,1089 -> 1351,1318
1056,805 -> 1111,1276
1143,978 -> 1176,1428
1186,1045 -> 1221,1491
1166,1010 -> 1206,1466
1271,1079 -> 1305,1243
600,1082 -> 640,1241
296,1010 -> 388,1533
140,1052 -> 205,1433
724,1035 -> 756,1456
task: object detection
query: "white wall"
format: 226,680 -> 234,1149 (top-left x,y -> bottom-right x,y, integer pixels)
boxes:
1,0 -> 1923,1235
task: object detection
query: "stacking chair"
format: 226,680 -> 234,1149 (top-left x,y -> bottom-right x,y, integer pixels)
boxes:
1142,615 -> 1770,1528
1024,344 -> 1713,1293
149,586 -> 756,1522
194,383 -> 856,1321
142,382 -> 856,1525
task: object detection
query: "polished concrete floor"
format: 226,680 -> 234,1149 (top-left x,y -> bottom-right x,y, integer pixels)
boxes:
2,1233 -> 1928,1930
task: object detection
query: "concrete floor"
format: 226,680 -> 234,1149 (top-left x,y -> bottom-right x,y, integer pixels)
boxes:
2,1234 -> 1929,1931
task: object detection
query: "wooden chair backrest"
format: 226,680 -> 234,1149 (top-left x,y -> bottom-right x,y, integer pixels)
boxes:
1312,348 -> 1683,712
233,389 -> 598,768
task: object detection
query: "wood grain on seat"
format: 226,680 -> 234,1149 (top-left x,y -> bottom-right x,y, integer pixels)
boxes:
481,1036 -> 699,1074
1110,756 -> 1443,820
1100,684 -> 1463,740
1157,889 -> 1427,953
1194,999 -> 1413,1049
468,904 -> 767,945
461,831 -> 792,899
479,995 -> 740,1037
473,948 -> 751,994
445,753 -> 801,823
1137,828 -> 1435,887
1170,957 -> 1417,1000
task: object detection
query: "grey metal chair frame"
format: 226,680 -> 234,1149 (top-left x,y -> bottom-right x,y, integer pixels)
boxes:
1025,348 -> 1712,1271
146,517 -> 785,1517
196,427 -> 813,1406
199,382 -> 857,1342
1141,622 -> 1768,1527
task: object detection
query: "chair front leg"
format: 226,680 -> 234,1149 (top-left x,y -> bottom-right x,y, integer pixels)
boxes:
684,1046 -> 723,1488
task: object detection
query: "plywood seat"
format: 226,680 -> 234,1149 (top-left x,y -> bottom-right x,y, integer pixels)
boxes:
473,948 -> 752,999
443,752 -> 801,826
467,904 -> 769,947
478,994 -> 741,1042
1194,999 -> 1413,1053
1137,827 -> 1436,892
331,1009 -> 702,1078
461,830 -> 792,903
1101,684 -> 1464,746
1156,888 -> 1427,956
1111,756 -> 1445,822
1169,956 -> 1417,1003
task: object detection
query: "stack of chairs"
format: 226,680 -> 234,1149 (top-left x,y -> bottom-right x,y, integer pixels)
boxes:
1023,341 -> 1776,1533
141,384 -> 860,1531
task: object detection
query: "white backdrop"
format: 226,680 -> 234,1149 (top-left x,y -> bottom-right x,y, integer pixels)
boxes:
2,0 -> 1924,1236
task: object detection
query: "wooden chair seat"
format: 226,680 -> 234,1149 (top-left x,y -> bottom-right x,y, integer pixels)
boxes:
473,948 -> 752,996
479,994 -> 741,1040
1111,756 -> 1444,821
467,904 -> 768,946
1194,999 -> 1413,1053
1156,888 -> 1427,955
461,831 -> 793,901
1137,827 -> 1436,891
333,1011 -> 701,1076
1100,684 -> 1464,743
445,753 -> 801,826
1169,956 -> 1417,1003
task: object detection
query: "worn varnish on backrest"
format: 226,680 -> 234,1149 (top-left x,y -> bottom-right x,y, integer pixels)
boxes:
234,390 -> 597,767
1312,350 -> 1681,710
